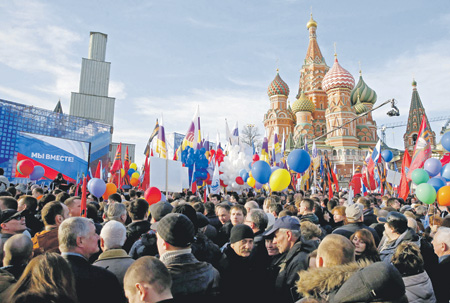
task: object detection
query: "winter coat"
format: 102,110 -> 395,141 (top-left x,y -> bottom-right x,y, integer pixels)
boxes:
123,220 -> 151,252
0,268 -> 15,301
363,208 -> 378,226
31,227 -> 60,256
275,238 -> 319,302
93,249 -> 135,288
299,213 -> 319,224
163,252 -> 220,303
129,229 -> 158,259
296,260 -> 370,301
403,271 -> 436,303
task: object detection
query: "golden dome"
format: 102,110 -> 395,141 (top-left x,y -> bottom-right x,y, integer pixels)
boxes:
292,91 -> 315,114
307,14 -> 317,29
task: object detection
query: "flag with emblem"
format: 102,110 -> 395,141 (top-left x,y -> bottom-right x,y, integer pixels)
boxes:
156,116 -> 167,159
407,114 -> 432,180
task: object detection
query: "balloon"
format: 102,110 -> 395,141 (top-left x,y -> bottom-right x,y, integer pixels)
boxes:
130,178 -> 139,187
415,183 -> 436,205
88,178 -> 106,197
287,149 -> 311,173
252,154 -> 260,161
269,169 -> 291,191
239,169 -> 247,179
130,163 -> 138,170
424,158 -> 442,177
441,132 -> 450,152
127,168 -> 136,177
251,161 -> 272,184
247,177 -> 256,187
411,169 -> 429,185
145,187 -> 162,205
437,186 -> 450,206
17,159 -> 34,176
255,181 -> 263,190
236,176 -> 244,185
271,166 -> 280,174
131,172 -> 140,179
29,166 -> 45,181
441,164 -> 450,181
428,177 -> 446,192
104,183 -> 118,198
120,168 -> 125,178
381,150 -> 393,162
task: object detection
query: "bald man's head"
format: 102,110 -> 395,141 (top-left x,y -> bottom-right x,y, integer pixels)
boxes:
3,234 -> 33,266
317,234 -> 355,267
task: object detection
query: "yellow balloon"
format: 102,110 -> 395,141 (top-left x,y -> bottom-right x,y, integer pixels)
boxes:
269,169 -> 291,192
131,172 -> 140,179
248,171 -> 253,178
120,168 -> 125,178
247,176 -> 256,187
130,163 -> 138,170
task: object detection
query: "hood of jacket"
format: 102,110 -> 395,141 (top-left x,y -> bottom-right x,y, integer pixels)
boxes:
296,260 -> 372,299
403,271 -> 436,302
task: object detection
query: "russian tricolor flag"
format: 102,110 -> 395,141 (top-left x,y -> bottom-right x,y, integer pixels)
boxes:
367,140 -> 381,179
361,178 -> 368,196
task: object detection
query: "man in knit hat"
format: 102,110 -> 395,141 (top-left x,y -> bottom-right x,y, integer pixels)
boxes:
155,213 -> 220,302
218,224 -> 265,303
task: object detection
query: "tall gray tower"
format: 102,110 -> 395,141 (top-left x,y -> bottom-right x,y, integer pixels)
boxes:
70,32 -> 115,127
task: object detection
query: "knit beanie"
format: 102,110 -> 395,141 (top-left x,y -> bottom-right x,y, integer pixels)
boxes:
230,224 -> 254,244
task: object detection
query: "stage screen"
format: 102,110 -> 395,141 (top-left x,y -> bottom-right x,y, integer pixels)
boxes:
15,132 -> 91,183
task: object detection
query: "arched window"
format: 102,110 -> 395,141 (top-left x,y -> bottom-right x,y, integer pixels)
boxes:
333,150 -> 337,156
346,150 -> 350,155
352,150 -> 356,155
412,134 -> 418,146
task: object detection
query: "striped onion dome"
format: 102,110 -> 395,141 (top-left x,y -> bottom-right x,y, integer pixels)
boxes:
267,71 -> 290,97
292,91 -> 315,113
322,57 -> 355,92
354,93 -> 368,115
350,73 -> 377,105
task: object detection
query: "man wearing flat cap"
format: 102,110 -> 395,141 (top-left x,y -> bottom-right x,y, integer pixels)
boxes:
0,209 -> 27,255
263,215 -> 318,303
332,203 -> 380,246
155,213 -> 220,302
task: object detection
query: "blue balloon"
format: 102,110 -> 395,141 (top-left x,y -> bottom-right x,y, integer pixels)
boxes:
381,150 -> 393,162
428,177 -> 446,192
424,158 -> 442,177
252,161 -> 272,184
242,172 -> 249,182
436,176 -> 447,184
88,178 -> 106,197
442,132 -> 450,152
287,149 -> 311,173
29,166 -> 45,181
239,169 -> 247,179
127,168 -> 135,177
442,164 -> 450,181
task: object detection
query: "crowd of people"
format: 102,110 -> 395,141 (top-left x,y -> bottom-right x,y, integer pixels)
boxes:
0,175 -> 449,303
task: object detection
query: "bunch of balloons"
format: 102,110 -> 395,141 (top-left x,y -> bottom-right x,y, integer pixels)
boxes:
181,146 -> 209,185
220,145 -> 252,192
17,159 -> 34,176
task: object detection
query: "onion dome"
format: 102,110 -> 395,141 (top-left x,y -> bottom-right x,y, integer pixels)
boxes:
267,70 -> 290,97
306,14 -> 317,29
412,78 -> 417,87
322,56 -> 355,92
292,91 -> 315,113
353,92 -> 368,115
350,72 -> 377,105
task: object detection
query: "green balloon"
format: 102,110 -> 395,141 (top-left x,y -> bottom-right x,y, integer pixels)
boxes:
411,169 -> 429,185
415,183 -> 437,205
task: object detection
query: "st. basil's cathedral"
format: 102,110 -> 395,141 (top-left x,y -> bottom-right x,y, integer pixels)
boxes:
263,14 -> 437,182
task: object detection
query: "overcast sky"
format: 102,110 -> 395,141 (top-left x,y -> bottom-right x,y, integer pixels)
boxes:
1,0 -> 449,166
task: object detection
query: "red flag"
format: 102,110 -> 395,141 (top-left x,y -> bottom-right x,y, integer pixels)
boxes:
124,146 -> 130,172
80,177 -> 87,217
399,149 -> 412,201
111,143 -> 122,172
141,154 -> 150,191
94,161 -> 102,179
441,153 -> 450,166
407,115 -> 432,180
328,172 -> 333,200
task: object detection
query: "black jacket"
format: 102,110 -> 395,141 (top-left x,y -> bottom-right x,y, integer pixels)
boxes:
363,208 -> 378,226
63,254 -> 126,303
124,220 -> 151,252
275,237 -> 319,302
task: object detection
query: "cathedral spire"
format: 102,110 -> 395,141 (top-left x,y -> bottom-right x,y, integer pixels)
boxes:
304,14 -> 325,66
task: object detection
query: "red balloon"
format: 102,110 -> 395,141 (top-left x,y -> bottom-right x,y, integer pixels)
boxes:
145,187 -> 162,205
220,180 -> 228,188
17,160 -> 34,176
236,176 -> 244,185
253,154 -> 260,161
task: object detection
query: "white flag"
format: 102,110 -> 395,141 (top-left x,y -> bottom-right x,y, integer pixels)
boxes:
210,164 -> 221,195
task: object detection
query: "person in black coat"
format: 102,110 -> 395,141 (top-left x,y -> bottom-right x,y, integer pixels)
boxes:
58,217 -> 126,303
124,199 -> 151,252
431,227 -> 450,303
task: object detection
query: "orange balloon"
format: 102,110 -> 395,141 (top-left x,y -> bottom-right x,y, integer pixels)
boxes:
104,183 -> 117,198
130,178 -> 139,187
437,186 -> 450,206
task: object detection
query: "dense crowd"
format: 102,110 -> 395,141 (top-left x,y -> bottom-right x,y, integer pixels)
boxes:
0,176 -> 449,303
